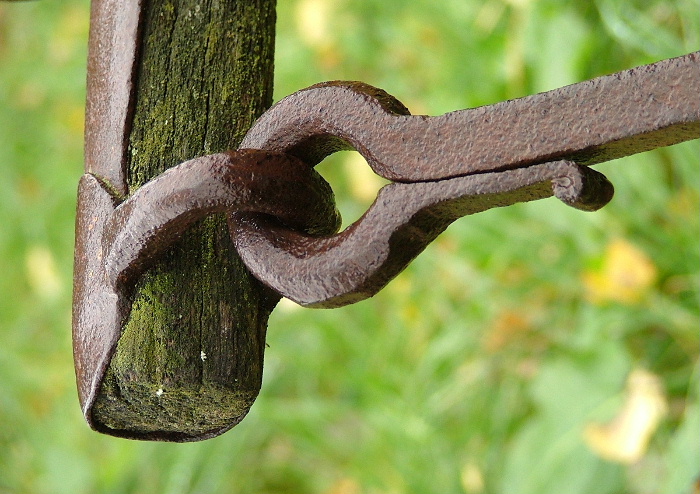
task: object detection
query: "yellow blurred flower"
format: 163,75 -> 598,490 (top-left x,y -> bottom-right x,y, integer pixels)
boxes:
582,239 -> 657,305
294,0 -> 343,70
461,461 -> 485,493
323,477 -> 361,494
584,369 -> 667,464
296,0 -> 331,48
25,245 -> 63,300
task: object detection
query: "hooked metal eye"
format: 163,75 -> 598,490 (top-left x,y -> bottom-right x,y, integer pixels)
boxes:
230,160 -> 614,308
74,14 -> 698,442
232,56 -> 698,308
72,149 -> 339,441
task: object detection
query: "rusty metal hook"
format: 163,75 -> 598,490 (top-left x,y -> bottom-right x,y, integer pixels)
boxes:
73,150 -> 339,440
74,3 -> 697,441
240,53 -> 699,182
232,53 -> 699,308
231,160 -> 613,308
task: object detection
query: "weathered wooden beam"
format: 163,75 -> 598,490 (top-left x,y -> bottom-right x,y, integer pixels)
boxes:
90,0 -> 279,441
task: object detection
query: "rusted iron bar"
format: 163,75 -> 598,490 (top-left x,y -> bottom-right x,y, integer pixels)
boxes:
233,53 -> 699,307
83,0 -> 142,197
241,52 -> 699,182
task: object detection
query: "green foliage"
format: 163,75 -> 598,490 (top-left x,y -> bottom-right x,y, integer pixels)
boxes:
1,0 -> 698,493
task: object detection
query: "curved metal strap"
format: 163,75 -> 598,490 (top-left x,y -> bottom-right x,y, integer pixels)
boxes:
234,53 -> 698,307
104,150 -> 339,289
231,161 -> 613,308
240,53 -> 699,182
72,149 -> 339,434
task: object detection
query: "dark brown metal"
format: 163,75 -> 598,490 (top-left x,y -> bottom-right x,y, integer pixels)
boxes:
84,0 -> 142,196
72,150 -> 340,438
232,53 -> 698,307
103,150 -> 340,290
240,52 -> 699,182
76,7 -> 698,442
231,161 -> 613,307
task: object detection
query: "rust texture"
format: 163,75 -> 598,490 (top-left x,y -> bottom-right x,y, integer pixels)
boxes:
73,150 -> 339,440
232,161 -> 613,308
74,1 -> 698,442
76,0 -> 284,442
240,53 -> 699,182
83,0 -> 142,196
232,52 -> 699,307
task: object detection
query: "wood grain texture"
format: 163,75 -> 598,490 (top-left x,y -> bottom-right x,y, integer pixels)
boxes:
91,0 -> 279,441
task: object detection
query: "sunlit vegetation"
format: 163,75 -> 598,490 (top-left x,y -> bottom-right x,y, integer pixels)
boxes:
1,1 -> 697,492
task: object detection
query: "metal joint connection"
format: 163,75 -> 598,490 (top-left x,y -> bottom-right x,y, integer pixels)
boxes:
231,52 -> 699,307
73,20 -> 699,440
73,150 -> 339,434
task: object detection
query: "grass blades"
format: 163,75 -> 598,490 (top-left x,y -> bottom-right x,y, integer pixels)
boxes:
1,0 -> 698,492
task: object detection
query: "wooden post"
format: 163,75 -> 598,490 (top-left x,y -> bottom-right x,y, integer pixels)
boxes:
91,0 -> 279,441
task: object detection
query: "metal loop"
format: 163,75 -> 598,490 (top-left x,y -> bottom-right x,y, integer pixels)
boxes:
234,53 -> 698,307
240,53 -> 699,182
72,149 -> 339,437
230,161 -> 613,308
104,149 -> 340,289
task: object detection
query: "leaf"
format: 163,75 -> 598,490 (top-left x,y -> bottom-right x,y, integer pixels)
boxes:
295,0 -> 333,48
658,382 -> 700,493
498,353 -> 629,494
583,239 -> 657,305
584,368 -> 667,464
343,152 -> 388,204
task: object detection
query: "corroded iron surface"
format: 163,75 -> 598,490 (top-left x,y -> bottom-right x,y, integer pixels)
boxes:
231,161 -> 613,307
83,0 -> 143,196
73,150 -> 339,440
75,18 -> 698,442
240,53 -> 699,182
232,52 -> 699,307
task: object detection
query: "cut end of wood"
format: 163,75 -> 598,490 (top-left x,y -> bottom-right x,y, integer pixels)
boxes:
90,371 -> 258,441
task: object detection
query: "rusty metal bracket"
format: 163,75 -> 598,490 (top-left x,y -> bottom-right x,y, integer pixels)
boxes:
73,150 -> 339,436
75,0 -> 343,440
232,52 -> 699,307
74,6 -> 697,442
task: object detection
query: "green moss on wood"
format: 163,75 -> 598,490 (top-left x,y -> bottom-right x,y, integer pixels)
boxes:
93,373 -> 257,436
92,0 -> 279,439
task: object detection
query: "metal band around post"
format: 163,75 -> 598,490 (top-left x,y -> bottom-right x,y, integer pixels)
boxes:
73,150 -> 339,440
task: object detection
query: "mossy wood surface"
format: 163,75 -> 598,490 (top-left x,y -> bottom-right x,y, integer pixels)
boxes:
92,0 -> 279,440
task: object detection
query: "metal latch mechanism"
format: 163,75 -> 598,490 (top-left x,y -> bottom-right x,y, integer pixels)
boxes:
231,53 -> 698,307
73,26 -> 699,440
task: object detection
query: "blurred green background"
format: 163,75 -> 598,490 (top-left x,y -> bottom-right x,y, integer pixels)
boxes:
1,0 -> 698,493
